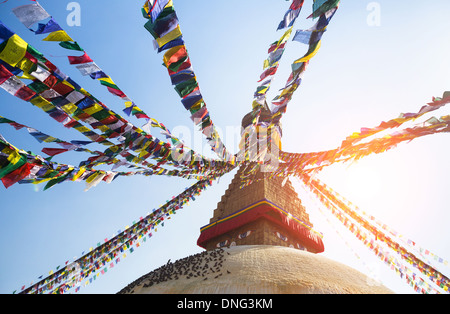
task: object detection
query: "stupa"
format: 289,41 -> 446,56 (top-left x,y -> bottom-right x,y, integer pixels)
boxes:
118,109 -> 393,294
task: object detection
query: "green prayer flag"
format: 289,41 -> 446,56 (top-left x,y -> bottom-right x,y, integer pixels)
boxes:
312,0 -> 340,18
58,41 -> 83,51
43,171 -> 72,191
174,78 -> 198,97
99,79 -> 120,90
0,154 -> 27,179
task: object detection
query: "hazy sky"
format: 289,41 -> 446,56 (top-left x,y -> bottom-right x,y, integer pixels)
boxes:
0,0 -> 449,294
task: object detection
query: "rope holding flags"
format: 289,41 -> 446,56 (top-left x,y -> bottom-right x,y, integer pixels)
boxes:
9,0 -> 214,157
17,178 -> 218,294
298,173 -> 450,294
141,0 -> 235,163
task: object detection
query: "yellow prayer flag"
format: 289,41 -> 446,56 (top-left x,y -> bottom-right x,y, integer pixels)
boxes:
83,103 -> 103,115
74,125 -> 91,133
6,149 -> 21,164
190,99 -> 204,112
15,57 -> 35,73
85,172 -> 99,184
42,30 -> 74,42
16,72 -> 35,80
277,27 -> 293,45
98,76 -> 115,85
61,103 -> 78,115
0,34 -> 28,66
165,0 -> 173,8
61,80 -> 76,90
72,166 -> 86,181
43,136 -> 58,143
156,25 -> 182,48
294,41 -> 322,64
163,44 -> 185,66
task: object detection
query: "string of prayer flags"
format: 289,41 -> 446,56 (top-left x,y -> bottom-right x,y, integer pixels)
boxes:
276,113 -> 450,177
277,0 -> 305,30
0,24 -> 226,175
269,2 -> 339,123
11,1 -> 50,28
311,176 -> 450,273
299,173 -> 450,293
18,177 -> 217,294
248,0 -> 304,136
10,2 -> 190,149
42,30 -> 74,42
142,0 -> 235,163
145,0 -> 172,23
340,93 -> 450,148
310,0 -> 341,19
34,17 -> 63,35
0,133 -> 211,191
67,52 -> 93,65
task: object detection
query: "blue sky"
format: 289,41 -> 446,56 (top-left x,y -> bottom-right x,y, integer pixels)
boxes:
0,0 -> 449,294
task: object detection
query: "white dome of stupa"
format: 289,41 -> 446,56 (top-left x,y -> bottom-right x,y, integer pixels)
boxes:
118,245 -> 393,294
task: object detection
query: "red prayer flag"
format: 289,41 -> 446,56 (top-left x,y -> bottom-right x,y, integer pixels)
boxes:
0,64 -> 13,85
106,86 -> 126,98
41,147 -> 69,156
291,0 -> 305,10
165,46 -> 188,67
68,52 -> 93,65
15,86 -> 36,101
268,42 -> 286,54
167,58 -> 191,76
1,162 -> 31,189
258,65 -> 278,82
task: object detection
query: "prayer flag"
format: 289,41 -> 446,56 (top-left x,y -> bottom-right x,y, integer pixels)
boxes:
294,40 -> 322,63
35,18 -> 63,35
59,41 -> 83,51
163,45 -> 187,67
147,0 -> 171,22
75,63 -> 102,76
293,29 -> 326,45
170,69 -> 195,85
0,22 -> 14,45
1,162 -> 31,188
258,65 -> 278,82
0,76 -> 26,96
15,86 -> 36,101
0,64 -> 13,85
156,25 -> 182,48
12,2 -> 51,28
174,78 -> 198,98
277,5 -> 303,30
0,34 -> 28,67
68,52 -> 93,65
181,91 -> 202,110
0,151 -> 27,180
292,30 -> 313,44
311,0 -> 340,19
144,11 -> 179,38
43,30 -> 74,42
157,36 -> 184,53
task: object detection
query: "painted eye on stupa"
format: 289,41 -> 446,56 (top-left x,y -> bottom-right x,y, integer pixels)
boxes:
238,230 -> 252,239
216,240 -> 229,248
275,231 -> 288,241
